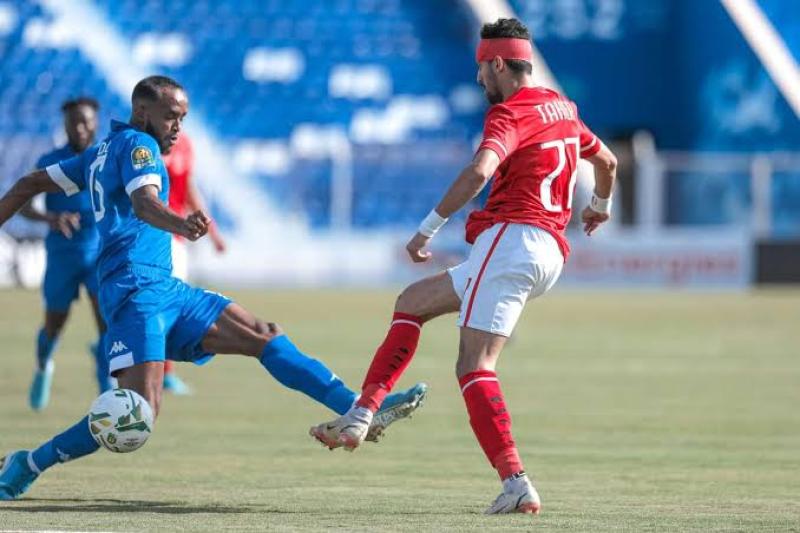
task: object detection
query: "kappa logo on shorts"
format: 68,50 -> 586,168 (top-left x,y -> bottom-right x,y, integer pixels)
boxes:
131,145 -> 155,170
109,341 -> 129,355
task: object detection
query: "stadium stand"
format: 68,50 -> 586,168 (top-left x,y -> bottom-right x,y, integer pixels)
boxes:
96,0 -> 483,229
0,0 -> 797,234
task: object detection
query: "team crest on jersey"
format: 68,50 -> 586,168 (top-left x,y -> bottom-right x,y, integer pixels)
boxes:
131,146 -> 155,170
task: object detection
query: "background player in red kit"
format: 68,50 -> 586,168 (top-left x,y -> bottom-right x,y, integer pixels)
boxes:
311,18 -> 618,515
162,132 -> 227,394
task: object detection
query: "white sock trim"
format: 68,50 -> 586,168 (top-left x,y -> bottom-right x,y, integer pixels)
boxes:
460,376 -> 498,394
391,319 -> 421,330
27,451 -> 41,474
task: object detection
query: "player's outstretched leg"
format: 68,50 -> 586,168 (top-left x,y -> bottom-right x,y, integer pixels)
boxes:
456,327 -> 540,515
1,363 -> 162,500
29,310 -> 69,411
309,272 -> 459,450
201,304 -> 425,440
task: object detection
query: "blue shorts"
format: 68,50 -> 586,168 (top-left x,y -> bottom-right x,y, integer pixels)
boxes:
43,246 -> 100,312
99,266 -> 232,375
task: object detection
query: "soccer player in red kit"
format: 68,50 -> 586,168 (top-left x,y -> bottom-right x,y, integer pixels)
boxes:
310,18 -> 617,514
161,132 -> 227,394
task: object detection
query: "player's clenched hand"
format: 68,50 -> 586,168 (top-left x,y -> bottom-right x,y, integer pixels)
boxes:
406,232 -> 432,263
183,210 -> 211,241
581,207 -> 609,236
50,212 -> 81,239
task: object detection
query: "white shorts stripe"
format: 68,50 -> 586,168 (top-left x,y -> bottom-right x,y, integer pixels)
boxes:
460,376 -> 498,394
483,138 -> 508,157
447,223 -> 564,337
109,352 -> 135,374
125,173 -> 162,196
45,164 -> 80,196
391,319 -> 421,330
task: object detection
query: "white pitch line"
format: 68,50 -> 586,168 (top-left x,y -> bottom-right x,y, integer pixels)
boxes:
0,530 -> 121,533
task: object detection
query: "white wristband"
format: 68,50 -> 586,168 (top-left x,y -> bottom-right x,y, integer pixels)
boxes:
418,209 -> 448,237
589,193 -> 612,215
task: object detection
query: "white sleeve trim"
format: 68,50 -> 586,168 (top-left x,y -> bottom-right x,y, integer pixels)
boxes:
482,138 -> 508,157
125,173 -> 162,196
45,164 -> 80,196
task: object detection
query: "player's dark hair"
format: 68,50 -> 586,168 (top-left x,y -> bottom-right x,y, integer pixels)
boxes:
131,75 -> 184,102
61,97 -> 99,113
480,18 -> 533,75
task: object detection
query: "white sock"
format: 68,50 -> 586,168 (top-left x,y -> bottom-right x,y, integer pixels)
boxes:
502,472 -> 528,492
348,406 -> 374,425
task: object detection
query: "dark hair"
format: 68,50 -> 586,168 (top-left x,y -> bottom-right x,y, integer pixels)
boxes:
480,18 -> 533,75
131,75 -> 184,102
61,97 -> 99,113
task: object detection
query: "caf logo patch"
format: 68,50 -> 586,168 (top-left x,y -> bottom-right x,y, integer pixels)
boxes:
131,146 -> 155,170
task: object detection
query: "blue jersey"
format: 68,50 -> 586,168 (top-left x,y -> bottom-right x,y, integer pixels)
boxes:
35,144 -> 99,251
46,120 -> 172,282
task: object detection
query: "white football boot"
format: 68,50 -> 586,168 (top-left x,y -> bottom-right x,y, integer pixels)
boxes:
310,383 -> 428,450
310,406 -> 372,451
485,472 -> 542,515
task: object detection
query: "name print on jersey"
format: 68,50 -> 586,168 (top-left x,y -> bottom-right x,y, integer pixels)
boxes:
534,100 -> 575,124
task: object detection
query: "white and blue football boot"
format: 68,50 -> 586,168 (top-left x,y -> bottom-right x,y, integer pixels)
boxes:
163,372 -> 192,396
29,360 -> 54,411
0,451 -> 39,500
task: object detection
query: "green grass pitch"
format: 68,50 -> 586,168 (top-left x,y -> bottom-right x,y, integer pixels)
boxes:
0,287 -> 798,531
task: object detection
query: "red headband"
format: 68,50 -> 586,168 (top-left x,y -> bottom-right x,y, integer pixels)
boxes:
476,38 -> 533,63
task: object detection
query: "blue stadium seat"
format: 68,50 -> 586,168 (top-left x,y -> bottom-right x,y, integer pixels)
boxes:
2,0 -> 797,232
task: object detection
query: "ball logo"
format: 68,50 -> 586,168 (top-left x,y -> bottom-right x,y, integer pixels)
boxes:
88,389 -> 154,453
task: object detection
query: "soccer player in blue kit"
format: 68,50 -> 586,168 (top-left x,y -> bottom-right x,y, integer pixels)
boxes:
20,97 -> 113,410
0,76 -> 426,499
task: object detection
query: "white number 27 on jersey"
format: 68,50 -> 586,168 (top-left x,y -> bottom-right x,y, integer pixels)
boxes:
539,137 -> 579,212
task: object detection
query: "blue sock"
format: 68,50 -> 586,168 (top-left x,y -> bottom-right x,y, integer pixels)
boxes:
91,333 -> 112,393
30,416 -> 100,473
259,335 -> 356,415
36,328 -> 57,370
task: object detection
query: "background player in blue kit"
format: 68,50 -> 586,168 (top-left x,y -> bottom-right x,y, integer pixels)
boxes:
20,97 -> 112,411
0,76 -> 425,500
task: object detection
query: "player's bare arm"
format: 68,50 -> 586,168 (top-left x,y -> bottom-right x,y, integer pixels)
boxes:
19,199 -> 81,239
130,184 -> 209,241
406,148 -> 500,262
0,170 -> 65,228
186,177 -> 226,252
581,143 -> 618,236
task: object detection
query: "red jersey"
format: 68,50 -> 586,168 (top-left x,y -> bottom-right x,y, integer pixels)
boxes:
163,133 -> 193,217
467,86 -> 601,259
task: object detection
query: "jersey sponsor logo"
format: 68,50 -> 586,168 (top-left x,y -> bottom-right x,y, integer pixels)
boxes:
109,340 -> 129,355
131,146 -> 155,170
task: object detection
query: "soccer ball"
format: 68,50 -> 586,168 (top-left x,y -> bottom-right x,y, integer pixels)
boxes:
88,389 -> 154,453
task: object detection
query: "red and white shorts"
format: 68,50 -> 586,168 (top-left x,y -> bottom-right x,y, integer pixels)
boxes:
448,222 -> 564,337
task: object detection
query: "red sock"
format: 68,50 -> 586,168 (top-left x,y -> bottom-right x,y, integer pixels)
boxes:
356,312 -> 423,412
459,370 -> 525,480
164,360 -> 174,375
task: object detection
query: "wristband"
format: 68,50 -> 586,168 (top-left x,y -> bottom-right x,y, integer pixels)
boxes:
418,209 -> 448,237
589,193 -> 612,215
